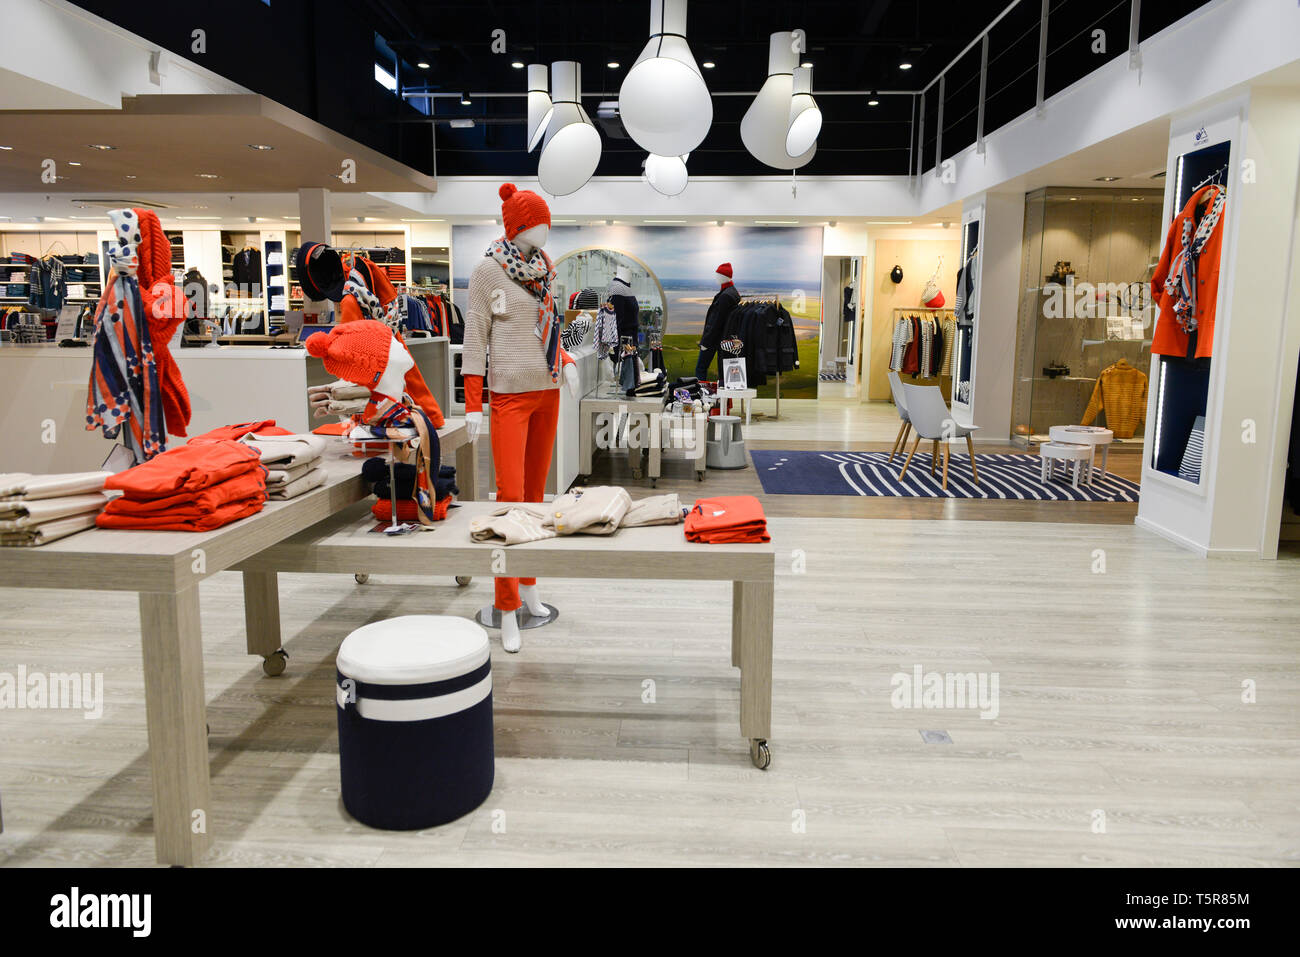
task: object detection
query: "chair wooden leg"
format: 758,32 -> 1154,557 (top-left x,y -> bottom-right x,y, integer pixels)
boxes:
965,434 -> 979,483
930,440 -> 938,476
888,421 -> 907,461
899,434 -> 922,480
942,442 -> 950,490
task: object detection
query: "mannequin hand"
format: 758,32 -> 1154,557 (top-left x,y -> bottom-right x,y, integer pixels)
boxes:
465,411 -> 483,442
564,362 -> 581,400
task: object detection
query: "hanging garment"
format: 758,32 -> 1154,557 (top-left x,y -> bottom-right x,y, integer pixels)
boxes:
938,317 -> 957,376
230,247 -> 262,291
1080,359 -> 1149,438
1178,415 -> 1207,483
1151,184 -> 1225,359
606,275 -> 640,342
29,257 -> 67,312
890,315 -> 913,371
593,301 -> 619,358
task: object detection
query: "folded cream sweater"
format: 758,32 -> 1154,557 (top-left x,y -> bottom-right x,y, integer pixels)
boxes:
463,257 -> 562,395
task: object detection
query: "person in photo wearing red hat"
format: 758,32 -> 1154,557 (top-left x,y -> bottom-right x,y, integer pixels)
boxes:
462,183 -> 580,653
695,261 -> 740,380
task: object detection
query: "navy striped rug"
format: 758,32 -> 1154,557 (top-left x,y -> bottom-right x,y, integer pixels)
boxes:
750,450 -> 1141,501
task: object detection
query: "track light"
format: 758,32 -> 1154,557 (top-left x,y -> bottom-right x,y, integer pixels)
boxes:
460,91 -> 472,105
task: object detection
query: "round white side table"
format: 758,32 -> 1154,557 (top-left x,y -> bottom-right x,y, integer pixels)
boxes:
1049,425 -> 1115,481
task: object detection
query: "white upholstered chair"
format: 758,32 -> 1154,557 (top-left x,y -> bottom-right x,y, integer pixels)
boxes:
897,383 -> 980,491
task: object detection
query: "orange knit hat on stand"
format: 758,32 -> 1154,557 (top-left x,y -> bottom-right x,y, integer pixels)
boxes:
499,183 -> 551,241
304,319 -> 394,390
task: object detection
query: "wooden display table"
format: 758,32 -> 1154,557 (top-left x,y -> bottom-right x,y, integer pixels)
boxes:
578,393 -> 706,486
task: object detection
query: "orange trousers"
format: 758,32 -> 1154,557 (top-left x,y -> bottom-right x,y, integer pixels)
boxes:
490,388 -> 559,611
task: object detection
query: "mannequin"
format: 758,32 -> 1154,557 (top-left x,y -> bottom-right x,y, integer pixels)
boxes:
464,184 -> 580,653
694,262 -> 740,380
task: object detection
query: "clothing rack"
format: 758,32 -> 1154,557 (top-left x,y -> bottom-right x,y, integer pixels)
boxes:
890,306 -> 957,381
1189,165 -> 1228,193
737,295 -> 785,420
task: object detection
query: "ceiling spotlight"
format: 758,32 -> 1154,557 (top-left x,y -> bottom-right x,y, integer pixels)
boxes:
800,62 -> 813,69
620,0 -> 712,157
702,61 -> 715,69
417,61 -> 430,69
741,30 -> 816,170
868,97 -> 879,106
449,118 -> 475,129
125,174 -> 136,179
460,91 -> 472,105
643,153 -> 689,196
0,145 -> 13,150
247,144 -> 274,151
538,60 -> 602,196
510,61 -> 525,69
68,161 -> 82,166
194,205 -> 208,209
87,144 -> 116,150
1095,175 -> 1120,182
526,64 -> 553,153
607,61 -> 621,69
196,173 -> 219,178
899,61 -> 913,70
786,65 -> 822,157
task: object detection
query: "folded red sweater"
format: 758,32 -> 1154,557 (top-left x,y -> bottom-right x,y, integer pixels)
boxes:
685,495 -> 770,544
371,496 -> 450,524
102,468 -> 266,517
96,495 -> 265,531
105,440 -> 262,499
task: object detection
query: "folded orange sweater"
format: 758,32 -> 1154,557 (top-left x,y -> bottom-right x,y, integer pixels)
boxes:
371,496 -> 451,524
685,495 -> 770,544
96,495 -> 265,531
102,468 -> 266,516
105,441 -> 262,499
190,420 -> 293,443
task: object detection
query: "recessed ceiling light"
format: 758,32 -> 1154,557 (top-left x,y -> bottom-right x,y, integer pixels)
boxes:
866,220 -> 914,225
125,174 -> 136,179
1131,197 -> 1143,201
701,61 -> 715,69
67,161 -> 82,166
754,220 -> 799,225
868,98 -> 879,106
196,173 -> 219,179
510,61 -> 525,69
87,144 -> 116,151
899,61 -> 912,70
1094,175 -> 1120,182
644,220 -> 686,224
0,145 -> 13,150
1069,196 -> 1078,201
800,61 -> 813,69
247,144 -> 275,151
399,218 -> 446,222
417,61 -> 430,69
194,205 -> 208,209
607,61 -> 620,69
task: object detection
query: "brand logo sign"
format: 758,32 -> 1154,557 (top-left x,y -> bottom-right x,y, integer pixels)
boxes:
1194,126 -> 1208,144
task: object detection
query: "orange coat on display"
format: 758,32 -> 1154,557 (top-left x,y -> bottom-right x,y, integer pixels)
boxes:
1150,184 -> 1225,360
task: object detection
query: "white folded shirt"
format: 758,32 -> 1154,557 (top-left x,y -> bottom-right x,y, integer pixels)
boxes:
0,471 -> 111,502
0,493 -> 110,530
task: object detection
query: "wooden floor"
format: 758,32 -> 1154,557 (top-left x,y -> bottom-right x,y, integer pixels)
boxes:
1,400 -> 1297,867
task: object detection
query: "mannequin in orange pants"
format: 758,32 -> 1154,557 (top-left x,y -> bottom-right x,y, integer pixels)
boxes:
463,183 -> 580,652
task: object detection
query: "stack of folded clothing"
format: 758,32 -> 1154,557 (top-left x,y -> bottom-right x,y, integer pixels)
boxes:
96,441 -> 267,531
0,471 -> 111,546
239,433 -> 328,500
308,380 -> 371,419
469,486 -> 684,545
361,458 -> 456,523
190,419 -> 292,442
684,494 -> 770,543
630,368 -> 667,397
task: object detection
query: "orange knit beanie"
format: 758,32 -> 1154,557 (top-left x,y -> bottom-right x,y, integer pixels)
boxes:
499,182 -> 551,241
304,319 -> 393,390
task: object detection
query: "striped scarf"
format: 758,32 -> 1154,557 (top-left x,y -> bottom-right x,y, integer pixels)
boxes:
342,256 -> 402,330
487,237 -> 561,382
351,397 -> 441,526
1164,185 -> 1224,334
85,209 -> 165,463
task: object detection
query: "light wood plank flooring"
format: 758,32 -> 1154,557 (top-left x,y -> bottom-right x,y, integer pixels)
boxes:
1,516 -> 1297,867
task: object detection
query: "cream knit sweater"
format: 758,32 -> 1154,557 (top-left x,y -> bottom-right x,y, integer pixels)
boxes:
464,257 -> 561,395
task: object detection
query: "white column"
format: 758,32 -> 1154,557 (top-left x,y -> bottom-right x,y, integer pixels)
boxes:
965,191 -> 1025,442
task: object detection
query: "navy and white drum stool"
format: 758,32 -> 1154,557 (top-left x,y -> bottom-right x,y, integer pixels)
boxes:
336,615 -> 494,830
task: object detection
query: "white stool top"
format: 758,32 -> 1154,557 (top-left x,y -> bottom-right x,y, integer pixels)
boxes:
1040,441 -> 1092,458
1050,425 -> 1113,446
710,414 -> 741,424
338,615 -> 489,685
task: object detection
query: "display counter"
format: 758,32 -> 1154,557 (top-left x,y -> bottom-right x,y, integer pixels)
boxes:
0,337 -> 450,473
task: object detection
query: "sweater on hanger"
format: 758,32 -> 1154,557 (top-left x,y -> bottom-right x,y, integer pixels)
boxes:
1080,359 -> 1148,438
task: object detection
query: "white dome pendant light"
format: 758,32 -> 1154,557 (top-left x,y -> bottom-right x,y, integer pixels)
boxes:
538,61 -> 602,196
644,152 -> 689,196
526,64 -> 552,153
741,31 -> 816,170
619,0 -> 713,156
786,65 -> 822,156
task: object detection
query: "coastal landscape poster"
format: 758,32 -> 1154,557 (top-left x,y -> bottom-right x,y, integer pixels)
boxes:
451,224 -> 824,397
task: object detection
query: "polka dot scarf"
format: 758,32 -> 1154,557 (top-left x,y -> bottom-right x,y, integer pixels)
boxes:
85,208 -> 164,463
487,236 -> 561,382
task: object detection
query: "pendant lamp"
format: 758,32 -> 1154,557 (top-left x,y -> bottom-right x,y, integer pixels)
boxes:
526,63 -> 552,153
619,0 -> 712,156
741,31 -> 816,170
786,65 -> 822,156
538,61 -> 602,196
644,153 -> 689,196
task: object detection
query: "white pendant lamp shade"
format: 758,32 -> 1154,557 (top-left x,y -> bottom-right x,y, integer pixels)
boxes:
538,61 -> 602,196
644,153 -> 689,196
786,65 -> 822,156
526,63 -> 552,153
741,31 -> 817,170
619,0 -> 713,156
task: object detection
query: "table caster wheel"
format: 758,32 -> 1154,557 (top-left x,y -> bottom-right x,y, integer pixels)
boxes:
650,477 -> 657,488
354,573 -> 369,585
455,575 -> 472,586
696,472 -> 704,481
632,468 -> 643,480
262,649 -> 288,677
749,738 -> 771,770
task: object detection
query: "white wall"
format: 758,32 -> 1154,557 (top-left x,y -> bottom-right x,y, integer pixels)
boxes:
965,193 -> 1026,441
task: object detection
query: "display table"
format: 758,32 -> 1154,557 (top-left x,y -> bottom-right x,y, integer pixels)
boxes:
0,421 -> 472,866
1039,441 -> 1092,488
716,387 -> 758,425
1048,425 -> 1114,478
235,498 -> 775,768
578,393 -> 661,485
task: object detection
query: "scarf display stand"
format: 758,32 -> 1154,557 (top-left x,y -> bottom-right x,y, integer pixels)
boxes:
365,430 -> 421,536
